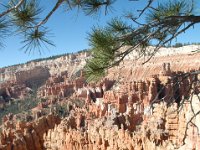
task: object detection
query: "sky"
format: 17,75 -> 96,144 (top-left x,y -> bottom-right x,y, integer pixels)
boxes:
0,0 -> 200,68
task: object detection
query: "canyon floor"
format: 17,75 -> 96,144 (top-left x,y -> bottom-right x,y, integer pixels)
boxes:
0,45 -> 200,150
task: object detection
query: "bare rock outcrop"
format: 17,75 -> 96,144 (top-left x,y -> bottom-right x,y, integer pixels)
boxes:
43,100 -> 200,150
42,46 -> 200,150
15,67 -> 50,87
1,46 -> 200,150
0,114 -> 61,150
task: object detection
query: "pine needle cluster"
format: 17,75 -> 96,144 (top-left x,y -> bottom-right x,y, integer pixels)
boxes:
85,0 -> 199,81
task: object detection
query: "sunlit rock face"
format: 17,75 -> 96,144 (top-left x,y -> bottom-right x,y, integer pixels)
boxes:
15,67 -> 50,86
42,101 -> 200,150
0,114 -> 61,150
0,51 -> 90,83
0,51 -> 90,103
42,46 -> 200,150
0,67 -> 50,102
1,46 -> 200,150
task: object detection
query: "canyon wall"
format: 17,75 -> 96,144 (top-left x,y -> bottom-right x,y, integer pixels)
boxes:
0,51 -> 89,101
1,45 -> 200,150
15,67 -> 50,86
41,45 -> 200,150
42,69 -> 200,150
0,52 -> 89,83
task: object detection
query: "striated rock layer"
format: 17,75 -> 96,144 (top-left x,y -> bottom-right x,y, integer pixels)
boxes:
1,45 -> 200,150
42,46 -> 200,150
0,52 -> 89,83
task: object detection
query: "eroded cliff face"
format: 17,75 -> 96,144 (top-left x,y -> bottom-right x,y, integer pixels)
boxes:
1,46 -> 200,150
0,114 -> 61,150
0,51 -> 89,102
0,67 -> 50,105
0,52 -> 89,83
41,46 -> 200,150
43,101 -> 200,150
42,76 -> 200,150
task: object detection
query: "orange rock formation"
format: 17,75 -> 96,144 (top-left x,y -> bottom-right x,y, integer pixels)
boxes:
1,46 -> 200,150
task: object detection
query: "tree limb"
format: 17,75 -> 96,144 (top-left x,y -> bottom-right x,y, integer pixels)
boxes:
34,0 -> 65,29
0,0 -> 25,17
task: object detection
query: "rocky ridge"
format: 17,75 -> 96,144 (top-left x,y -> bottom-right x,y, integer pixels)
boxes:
0,51 -> 89,83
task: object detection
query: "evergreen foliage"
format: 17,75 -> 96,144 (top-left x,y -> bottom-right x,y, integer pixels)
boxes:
0,0 -> 115,53
85,0 -> 200,81
0,97 -> 39,124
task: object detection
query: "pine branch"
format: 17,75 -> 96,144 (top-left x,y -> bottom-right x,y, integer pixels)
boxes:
0,0 -> 24,17
34,0 -> 65,29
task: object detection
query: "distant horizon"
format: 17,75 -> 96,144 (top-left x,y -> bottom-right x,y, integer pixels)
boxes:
1,43 -> 200,69
0,48 -> 89,68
